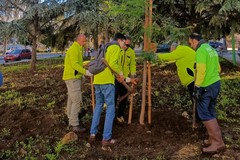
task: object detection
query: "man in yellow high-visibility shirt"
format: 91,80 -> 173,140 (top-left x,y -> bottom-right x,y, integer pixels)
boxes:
63,34 -> 93,133
115,35 -> 137,123
157,43 -> 196,101
89,33 -> 125,150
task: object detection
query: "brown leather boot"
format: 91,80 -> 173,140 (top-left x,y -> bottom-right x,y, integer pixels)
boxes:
202,119 -> 226,154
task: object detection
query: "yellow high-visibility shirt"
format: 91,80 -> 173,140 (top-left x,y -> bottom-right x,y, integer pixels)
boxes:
158,45 -> 196,86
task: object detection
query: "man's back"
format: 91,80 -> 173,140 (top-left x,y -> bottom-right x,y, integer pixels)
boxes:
196,43 -> 220,87
158,45 -> 196,86
93,44 -> 121,85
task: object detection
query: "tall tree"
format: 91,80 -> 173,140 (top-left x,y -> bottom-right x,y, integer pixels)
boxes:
44,0 -> 110,51
0,0 -> 64,70
107,0 -> 145,44
0,0 -> 22,54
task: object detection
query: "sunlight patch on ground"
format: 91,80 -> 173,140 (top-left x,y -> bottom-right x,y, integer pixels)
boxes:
171,143 -> 199,159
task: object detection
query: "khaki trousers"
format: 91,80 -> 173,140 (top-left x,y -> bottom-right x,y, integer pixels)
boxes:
65,79 -> 82,126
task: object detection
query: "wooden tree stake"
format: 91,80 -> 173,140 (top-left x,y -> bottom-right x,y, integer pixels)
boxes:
90,76 -> 95,111
128,84 -> 134,124
147,61 -> 152,124
139,61 -> 147,125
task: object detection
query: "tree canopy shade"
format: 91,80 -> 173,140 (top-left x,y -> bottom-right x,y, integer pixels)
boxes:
44,0 -> 108,51
154,0 -> 240,41
106,0 -> 145,43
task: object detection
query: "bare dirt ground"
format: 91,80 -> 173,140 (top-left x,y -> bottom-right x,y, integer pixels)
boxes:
0,58 -> 240,159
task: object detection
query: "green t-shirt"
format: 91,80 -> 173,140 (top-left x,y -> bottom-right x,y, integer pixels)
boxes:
196,43 -> 220,87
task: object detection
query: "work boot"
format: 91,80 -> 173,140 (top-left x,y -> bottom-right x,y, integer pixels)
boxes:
89,134 -> 96,144
72,125 -> 86,133
202,119 -> 225,154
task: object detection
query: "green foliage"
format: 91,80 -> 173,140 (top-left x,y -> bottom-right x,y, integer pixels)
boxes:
45,100 -> 56,110
107,0 -> 150,44
0,128 -> 11,139
45,141 -> 64,160
194,0 -> 240,35
155,153 -> 166,160
15,136 -> 42,159
0,149 -> 14,159
217,78 -> 240,120
157,18 -> 192,43
141,52 -> 157,62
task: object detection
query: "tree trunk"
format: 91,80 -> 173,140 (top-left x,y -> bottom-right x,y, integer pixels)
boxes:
93,29 -> 99,51
30,36 -> 37,71
3,38 -> 7,56
105,25 -> 109,43
144,0 -> 149,52
30,15 -> 40,71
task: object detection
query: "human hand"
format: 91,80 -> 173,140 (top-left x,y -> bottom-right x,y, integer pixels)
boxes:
126,77 -> 138,85
116,75 -> 124,83
193,86 -> 202,100
85,70 -> 93,77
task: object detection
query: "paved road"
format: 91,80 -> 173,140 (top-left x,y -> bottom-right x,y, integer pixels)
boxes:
220,51 -> 240,67
0,53 -> 64,65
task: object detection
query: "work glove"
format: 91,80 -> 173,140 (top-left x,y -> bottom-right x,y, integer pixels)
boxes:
125,77 -> 138,85
193,86 -> 202,100
85,70 -> 93,77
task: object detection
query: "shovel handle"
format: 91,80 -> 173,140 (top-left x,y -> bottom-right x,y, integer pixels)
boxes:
128,84 -> 134,124
102,58 -> 132,92
192,97 -> 196,129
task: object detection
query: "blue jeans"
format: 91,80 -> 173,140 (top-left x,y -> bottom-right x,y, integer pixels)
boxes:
197,81 -> 221,121
90,84 -> 115,140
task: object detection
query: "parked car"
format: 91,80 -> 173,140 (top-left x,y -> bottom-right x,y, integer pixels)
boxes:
4,49 -> 32,62
209,41 -> 223,49
5,44 -> 25,55
209,41 -> 224,54
156,44 -> 170,53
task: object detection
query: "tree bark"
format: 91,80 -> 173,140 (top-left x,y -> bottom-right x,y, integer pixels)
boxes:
93,28 -> 99,51
30,36 -> 37,71
30,15 -> 40,71
3,38 -> 7,56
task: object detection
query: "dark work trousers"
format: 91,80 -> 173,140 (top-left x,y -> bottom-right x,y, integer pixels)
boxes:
196,81 -> 221,121
115,80 -> 128,118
